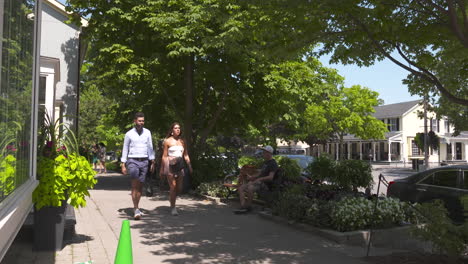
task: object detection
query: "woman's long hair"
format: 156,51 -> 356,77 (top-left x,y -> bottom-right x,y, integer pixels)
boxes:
165,122 -> 182,139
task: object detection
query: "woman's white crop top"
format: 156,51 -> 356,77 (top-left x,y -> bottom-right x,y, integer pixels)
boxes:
168,145 -> 184,157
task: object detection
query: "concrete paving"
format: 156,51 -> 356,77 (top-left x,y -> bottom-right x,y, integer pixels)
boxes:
2,171 -> 409,264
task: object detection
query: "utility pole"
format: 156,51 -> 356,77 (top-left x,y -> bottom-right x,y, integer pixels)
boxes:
423,95 -> 429,170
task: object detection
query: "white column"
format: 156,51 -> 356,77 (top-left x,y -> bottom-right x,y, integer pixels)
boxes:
347,142 -> 351,160
373,142 -> 376,161
401,142 -> 405,163
317,144 -> 321,157
465,143 -> 468,161
452,143 -> 456,160
359,142 -> 363,160
388,141 -> 392,162
335,143 -> 339,160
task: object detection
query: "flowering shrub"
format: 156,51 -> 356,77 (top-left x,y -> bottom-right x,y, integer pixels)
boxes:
330,197 -> 410,231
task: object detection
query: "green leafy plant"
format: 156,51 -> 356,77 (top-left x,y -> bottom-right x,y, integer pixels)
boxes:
238,155 -> 263,168
414,131 -> 440,152
33,153 -> 97,209
196,181 -> 229,198
334,160 -> 373,191
274,156 -> 301,181
0,154 -> 16,197
307,154 -> 336,182
33,111 -> 97,210
272,186 -> 314,222
411,199 -> 467,257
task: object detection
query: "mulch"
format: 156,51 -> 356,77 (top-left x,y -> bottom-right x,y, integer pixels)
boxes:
363,252 -> 468,264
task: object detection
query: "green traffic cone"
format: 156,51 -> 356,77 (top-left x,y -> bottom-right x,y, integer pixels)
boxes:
114,220 -> 133,264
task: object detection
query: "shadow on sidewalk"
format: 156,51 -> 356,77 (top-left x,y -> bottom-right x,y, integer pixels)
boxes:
93,173 -> 130,191
118,194 -> 355,264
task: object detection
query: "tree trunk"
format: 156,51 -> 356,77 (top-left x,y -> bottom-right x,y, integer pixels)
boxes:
184,55 -> 194,155
424,96 -> 429,170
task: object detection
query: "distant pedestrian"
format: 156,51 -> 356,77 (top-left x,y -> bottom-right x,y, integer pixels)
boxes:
91,144 -> 98,170
160,122 -> 193,216
121,112 -> 155,220
98,142 -> 107,174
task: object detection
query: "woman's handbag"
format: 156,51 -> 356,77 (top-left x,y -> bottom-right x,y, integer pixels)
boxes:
169,156 -> 185,172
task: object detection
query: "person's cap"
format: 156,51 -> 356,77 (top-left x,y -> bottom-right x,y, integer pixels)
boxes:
259,145 -> 274,154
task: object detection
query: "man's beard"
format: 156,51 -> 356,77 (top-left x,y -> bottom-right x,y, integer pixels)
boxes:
135,124 -> 143,130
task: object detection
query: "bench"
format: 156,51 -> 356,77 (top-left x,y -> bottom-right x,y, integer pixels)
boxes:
223,168 -> 287,206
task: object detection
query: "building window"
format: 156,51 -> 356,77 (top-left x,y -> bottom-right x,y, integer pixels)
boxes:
445,120 -> 450,133
411,140 -> 421,156
430,119 -> 439,133
387,118 -> 399,132
0,0 -> 35,203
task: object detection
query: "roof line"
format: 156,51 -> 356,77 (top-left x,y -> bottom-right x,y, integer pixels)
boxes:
43,0 -> 88,27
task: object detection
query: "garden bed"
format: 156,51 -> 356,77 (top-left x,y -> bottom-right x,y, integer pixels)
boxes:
258,210 -> 430,251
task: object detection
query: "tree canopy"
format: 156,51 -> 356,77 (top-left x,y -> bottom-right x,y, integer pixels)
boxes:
310,0 -> 467,131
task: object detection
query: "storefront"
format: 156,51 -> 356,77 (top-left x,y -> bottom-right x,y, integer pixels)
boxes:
0,0 -> 41,260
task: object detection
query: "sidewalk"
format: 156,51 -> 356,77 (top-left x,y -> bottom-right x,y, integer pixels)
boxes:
2,172 -> 400,264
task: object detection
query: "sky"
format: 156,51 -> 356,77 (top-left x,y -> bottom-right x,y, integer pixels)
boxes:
318,54 -> 421,105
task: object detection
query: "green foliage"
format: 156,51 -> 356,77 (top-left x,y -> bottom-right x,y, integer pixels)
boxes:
238,156 -> 262,168
411,200 -> 467,257
34,111 -> 97,210
308,155 -> 372,190
307,155 -> 336,182
33,153 -> 97,210
334,160 -> 373,191
192,152 -> 237,188
272,186 -> 318,222
105,161 -> 121,172
330,197 -> 410,232
196,181 -> 229,198
274,156 -> 301,181
414,131 -> 440,152
0,155 -> 16,197
313,0 -> 468,126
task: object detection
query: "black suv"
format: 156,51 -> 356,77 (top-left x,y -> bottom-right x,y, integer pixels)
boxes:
387,165 -> 468,222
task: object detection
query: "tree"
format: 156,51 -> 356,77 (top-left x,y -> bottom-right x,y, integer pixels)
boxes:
66,0 -> 331,157
78,79 -> 123,152
314,0 -> 467,104
302,85 -> 388,159
414,131 -> 440,152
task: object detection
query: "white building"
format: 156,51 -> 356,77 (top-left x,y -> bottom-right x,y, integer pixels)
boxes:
40,0 -> 87,127
0,0 -> 85,260
311,100 -> 468,164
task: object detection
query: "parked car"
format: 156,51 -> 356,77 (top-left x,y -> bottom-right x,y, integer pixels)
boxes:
387,165 -> 468,222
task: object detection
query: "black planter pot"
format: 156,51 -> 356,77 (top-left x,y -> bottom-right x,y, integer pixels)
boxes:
33,202 -> 67,251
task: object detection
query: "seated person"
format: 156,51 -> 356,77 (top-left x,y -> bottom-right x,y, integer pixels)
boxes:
234,145 -> 278,214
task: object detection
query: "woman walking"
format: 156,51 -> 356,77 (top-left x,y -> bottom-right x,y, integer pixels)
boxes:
98,142 -> 107,174
160,123 -> 193,215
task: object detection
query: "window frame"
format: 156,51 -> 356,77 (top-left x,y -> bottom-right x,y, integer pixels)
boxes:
418,169 -> 461,189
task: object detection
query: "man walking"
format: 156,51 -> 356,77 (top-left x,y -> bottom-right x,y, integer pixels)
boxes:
121,112 -> 155,220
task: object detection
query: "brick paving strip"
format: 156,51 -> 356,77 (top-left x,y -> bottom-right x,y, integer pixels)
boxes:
57,193 -> 119,264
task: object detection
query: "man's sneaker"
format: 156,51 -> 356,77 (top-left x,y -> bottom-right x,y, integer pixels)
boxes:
171,207 -> 179,216
233,207 -> 251,214
134,208 -> 142,220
